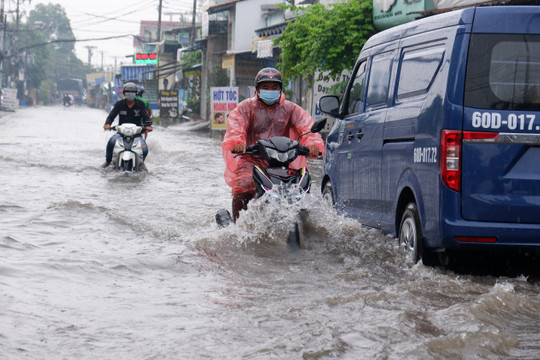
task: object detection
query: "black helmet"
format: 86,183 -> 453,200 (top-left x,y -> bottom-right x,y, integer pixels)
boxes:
255,67 -> 283,89
137,85 -> 145,97
123,82 -> 137,93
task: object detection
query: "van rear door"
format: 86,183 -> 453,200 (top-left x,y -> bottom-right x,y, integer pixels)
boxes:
461,31 -> 540,224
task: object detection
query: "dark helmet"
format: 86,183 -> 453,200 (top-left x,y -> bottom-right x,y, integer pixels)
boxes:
123,82 -> 137,93
255,67 -> 283,89
137,85 -> 145,97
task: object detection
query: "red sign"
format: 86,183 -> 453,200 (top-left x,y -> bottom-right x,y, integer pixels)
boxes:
135,53 -> 158,64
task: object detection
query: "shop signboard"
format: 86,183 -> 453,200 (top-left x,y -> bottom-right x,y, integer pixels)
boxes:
211,86 -> 238,130
159,90 -> 179,119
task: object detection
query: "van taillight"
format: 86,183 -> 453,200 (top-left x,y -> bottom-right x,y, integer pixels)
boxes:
455,236 -> 497,243
440,130 -> 461,191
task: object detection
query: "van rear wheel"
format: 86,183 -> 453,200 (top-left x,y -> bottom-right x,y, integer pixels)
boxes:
399,203 -> 422,264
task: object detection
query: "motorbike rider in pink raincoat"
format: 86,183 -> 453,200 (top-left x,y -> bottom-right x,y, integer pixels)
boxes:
222,67 -> 326,222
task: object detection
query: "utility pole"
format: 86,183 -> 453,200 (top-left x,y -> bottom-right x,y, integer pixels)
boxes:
157,0 -> 162,89
14,0 -> 22,99
0,0 -> 4,87
157,0 -> 162,43
85,45 -> 96,66
190,0 -> 197,45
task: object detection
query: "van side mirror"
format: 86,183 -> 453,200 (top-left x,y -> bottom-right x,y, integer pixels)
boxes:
318,95 -> 340,117
311,118 -> 327,133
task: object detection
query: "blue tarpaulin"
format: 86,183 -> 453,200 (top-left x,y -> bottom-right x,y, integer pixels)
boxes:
121,65 -> 155,82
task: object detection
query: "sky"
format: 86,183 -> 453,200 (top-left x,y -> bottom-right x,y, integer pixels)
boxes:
14,0 -> 199,69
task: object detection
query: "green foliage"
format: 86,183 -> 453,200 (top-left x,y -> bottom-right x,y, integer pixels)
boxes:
21,29 -> 49,90
39,80 -> 54,104
182,50 -> 202,69
27,4 -> 91,82
187,96 -> 200,115
27,4 -> 76,54
275,0 -> 375,83
209,66 -> 229,87
0,3 -> 94,104
329,81 -> 349,101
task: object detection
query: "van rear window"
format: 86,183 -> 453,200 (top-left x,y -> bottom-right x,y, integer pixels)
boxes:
465,34 -> 540,111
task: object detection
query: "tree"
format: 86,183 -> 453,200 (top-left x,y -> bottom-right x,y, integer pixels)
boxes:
27,4 -> 91,81
27,4 -> 76,55
275,0 -> 375,83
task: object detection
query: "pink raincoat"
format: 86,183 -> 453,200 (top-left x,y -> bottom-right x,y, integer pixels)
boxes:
222,94 -> 326,195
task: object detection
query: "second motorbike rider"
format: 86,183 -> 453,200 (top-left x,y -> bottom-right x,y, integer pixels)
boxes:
222,67 -> 326,222
102,82 -> 152,169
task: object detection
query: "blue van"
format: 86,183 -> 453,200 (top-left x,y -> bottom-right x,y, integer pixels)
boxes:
318,6 -> 540,265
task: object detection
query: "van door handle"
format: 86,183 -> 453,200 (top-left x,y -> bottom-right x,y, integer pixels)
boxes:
347,133 -> 354,141
356,130 -> 364,139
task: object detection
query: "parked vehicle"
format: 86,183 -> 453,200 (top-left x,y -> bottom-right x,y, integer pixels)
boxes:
109,124 -> 146,172
216,119 -> 327,248
318,6 -> 540,265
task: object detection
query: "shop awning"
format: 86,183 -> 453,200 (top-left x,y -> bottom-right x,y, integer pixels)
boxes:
121,64 -> 155,82
181,41 -> 205,53
255,22 -> 288,37
207,0 -> 243,15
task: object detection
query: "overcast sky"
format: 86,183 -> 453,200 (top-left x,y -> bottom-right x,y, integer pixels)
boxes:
15,0 -> 199,69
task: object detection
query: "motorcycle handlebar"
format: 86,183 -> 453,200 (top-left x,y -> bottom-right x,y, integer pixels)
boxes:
105,125 -> 150,133
231,145 -> 257,155
232,145 -> 321,157
299,145 -> 310,156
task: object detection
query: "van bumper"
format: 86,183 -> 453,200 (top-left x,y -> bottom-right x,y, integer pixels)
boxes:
437,217 -> 540,250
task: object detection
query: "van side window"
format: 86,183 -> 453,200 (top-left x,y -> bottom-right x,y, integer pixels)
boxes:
365,54 -> 393,108
347,61 -> 367,115
465,34 -> 540,110
397,47 -> 445,101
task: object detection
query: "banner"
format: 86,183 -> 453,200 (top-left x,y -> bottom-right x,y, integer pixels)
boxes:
222,54 -> 235,69
211,87 -> 238,130
311,71 -> 351,133
1,88 -> 18,111
257,39 -> 273,58
159,90 -> 179,119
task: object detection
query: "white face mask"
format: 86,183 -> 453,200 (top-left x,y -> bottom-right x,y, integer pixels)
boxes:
125,92 -> 136,101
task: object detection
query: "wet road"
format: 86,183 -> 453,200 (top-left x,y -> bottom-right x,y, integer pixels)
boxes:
1,106 -> 539,359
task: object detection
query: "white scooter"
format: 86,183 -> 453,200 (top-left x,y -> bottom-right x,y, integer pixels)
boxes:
110,123 -> 146,172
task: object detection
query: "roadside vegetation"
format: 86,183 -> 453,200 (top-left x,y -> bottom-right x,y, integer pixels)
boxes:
276,0 -> 375,85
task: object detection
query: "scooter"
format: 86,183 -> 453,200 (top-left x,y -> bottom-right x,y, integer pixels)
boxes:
216,118 -> 326,248
62,94 -> 73,107
109,123 -> 146,172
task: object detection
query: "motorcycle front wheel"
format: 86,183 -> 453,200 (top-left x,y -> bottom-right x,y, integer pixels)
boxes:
121,160 -> 133,172
287,222 -> 303,250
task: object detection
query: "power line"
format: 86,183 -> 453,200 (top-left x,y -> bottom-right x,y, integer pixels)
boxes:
69,0 -> 156,27
19,33 -> 135,51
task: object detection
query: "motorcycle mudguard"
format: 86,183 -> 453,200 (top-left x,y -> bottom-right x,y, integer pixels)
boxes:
122,151 -> 136,162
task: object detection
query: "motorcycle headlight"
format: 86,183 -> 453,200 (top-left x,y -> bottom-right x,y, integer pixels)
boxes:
118,125 -> 142,136
287,148 -> 298,160
266,148 -> 294,162
117,138 -> 124,147
121,127 -> 135,136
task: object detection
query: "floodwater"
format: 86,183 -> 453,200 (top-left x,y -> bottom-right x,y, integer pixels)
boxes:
1,106 -> 539,359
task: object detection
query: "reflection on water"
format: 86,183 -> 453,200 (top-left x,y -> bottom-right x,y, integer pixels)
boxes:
0,107 -> 539,359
